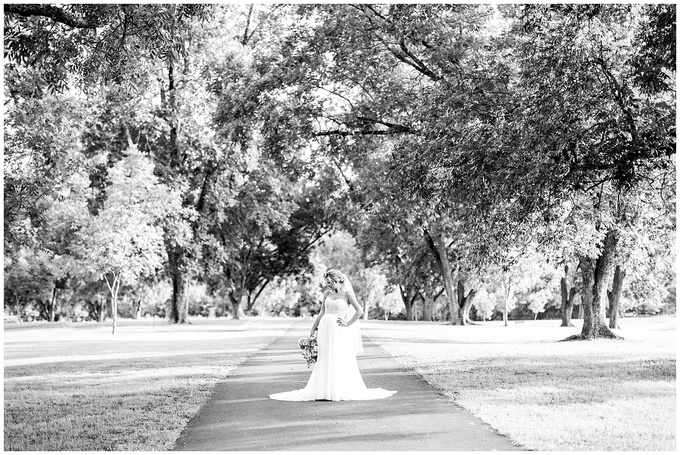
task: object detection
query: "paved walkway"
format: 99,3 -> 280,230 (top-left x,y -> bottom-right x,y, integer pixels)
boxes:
173,321 -> 521,451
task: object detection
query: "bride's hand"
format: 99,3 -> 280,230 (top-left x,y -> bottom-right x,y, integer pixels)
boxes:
337,318 -> 349,327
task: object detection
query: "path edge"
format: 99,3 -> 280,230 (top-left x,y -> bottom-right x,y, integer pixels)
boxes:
362,332 -> 527,451
171,320 -> 301,450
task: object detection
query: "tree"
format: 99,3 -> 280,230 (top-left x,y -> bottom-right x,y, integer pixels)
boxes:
404,4 -> 676,339
200,164 -> 337,319
354,181 -> 439,323
527,288 -> 554,321
377,287 -> 404,321
74,143 -> 181,334
471,288 -> 495,321
4,80 -> 94,320
607,161 -> 675,327
201,164 -> 296,319
505,5 -> 675,340
559,264 -> 580,327
607,265 -> 626,329
457,280 -> 478,325
3,248 -> 56,322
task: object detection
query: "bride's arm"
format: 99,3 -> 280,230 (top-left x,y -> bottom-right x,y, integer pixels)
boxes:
343,283 -> 364,326
309,291 -> 328,336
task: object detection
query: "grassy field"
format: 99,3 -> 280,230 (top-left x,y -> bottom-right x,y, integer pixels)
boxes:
5,315 -> 675,451
3,318 -> 294,451
361,316 -> 676,451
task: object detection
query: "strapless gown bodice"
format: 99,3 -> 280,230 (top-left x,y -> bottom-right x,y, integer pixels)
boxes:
325,298 -> 349,316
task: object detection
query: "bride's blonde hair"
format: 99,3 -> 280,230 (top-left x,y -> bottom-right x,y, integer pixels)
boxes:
323,269 -> 346,293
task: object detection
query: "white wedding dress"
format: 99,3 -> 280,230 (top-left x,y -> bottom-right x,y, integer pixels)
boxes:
269,296 -> 396,401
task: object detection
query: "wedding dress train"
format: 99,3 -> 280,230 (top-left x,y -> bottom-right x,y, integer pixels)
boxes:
269,297 -> 396,401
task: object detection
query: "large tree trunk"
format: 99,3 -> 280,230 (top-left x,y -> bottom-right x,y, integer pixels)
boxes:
463,290 -> 476,325
247,280 -> 270,313
228,291 -> 247,320
399,285 -> 417,321
163,22 -> 192,324
608,265 -> 626,329
168,249 -> 189,323
424,229 -> 462,325
422,284 -> 434,322
399,285 -> 409,320
457,280 -> 476,325
132,299 -> 141,320
560,264 -> 578,327
565,229 -> 622,341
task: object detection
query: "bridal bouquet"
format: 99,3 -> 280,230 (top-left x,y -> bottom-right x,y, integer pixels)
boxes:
297,335 -> 318,368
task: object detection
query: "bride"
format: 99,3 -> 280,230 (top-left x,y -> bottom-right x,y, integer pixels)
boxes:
269,269 -> 396,401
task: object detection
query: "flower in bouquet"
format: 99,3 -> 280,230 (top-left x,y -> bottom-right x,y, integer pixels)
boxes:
297,335 -> 318,368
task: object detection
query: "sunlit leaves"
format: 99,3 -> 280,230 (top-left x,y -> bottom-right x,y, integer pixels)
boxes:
74,145 -> 182,285
4,4 -> 213,92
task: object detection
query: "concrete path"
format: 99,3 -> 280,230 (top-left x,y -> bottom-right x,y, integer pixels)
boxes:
173,321 -> 521,451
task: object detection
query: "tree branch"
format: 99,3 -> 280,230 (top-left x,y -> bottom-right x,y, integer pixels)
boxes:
594,57 -> 638,143
5,4 -> 102,28
434,286 -> 445,299
242,5 -> 254,46
314,126 -> 412,137
397,38 -> 442,81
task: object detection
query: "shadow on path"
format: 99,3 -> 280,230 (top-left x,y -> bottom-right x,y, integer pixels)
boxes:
173,321 -> 522,451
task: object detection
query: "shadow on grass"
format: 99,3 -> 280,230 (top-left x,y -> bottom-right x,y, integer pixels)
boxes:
419,353 -> 676,394
3,318 -> 290,333
366,336 -> 573,345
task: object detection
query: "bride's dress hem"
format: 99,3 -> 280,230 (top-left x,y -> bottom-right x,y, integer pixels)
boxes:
268,389 -> 396,402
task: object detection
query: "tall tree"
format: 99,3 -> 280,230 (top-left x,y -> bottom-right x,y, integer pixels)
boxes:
505,5 -> 675,340
74,143 -> 182,334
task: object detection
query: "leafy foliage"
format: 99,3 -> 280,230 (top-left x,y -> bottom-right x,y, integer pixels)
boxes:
3,4 -> 674,325
74,144 -> 178,285
4,4 -> 212,91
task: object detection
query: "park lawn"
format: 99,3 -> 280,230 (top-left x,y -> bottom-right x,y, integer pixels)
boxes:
361,316 -> 676,451
3,318 -> 294,451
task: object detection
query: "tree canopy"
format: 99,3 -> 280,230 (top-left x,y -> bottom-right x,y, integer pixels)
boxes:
4,4 -> 675,335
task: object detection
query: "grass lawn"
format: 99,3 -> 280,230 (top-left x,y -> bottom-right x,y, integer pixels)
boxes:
3,317 -> 294,451
361,316 -> 676,451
